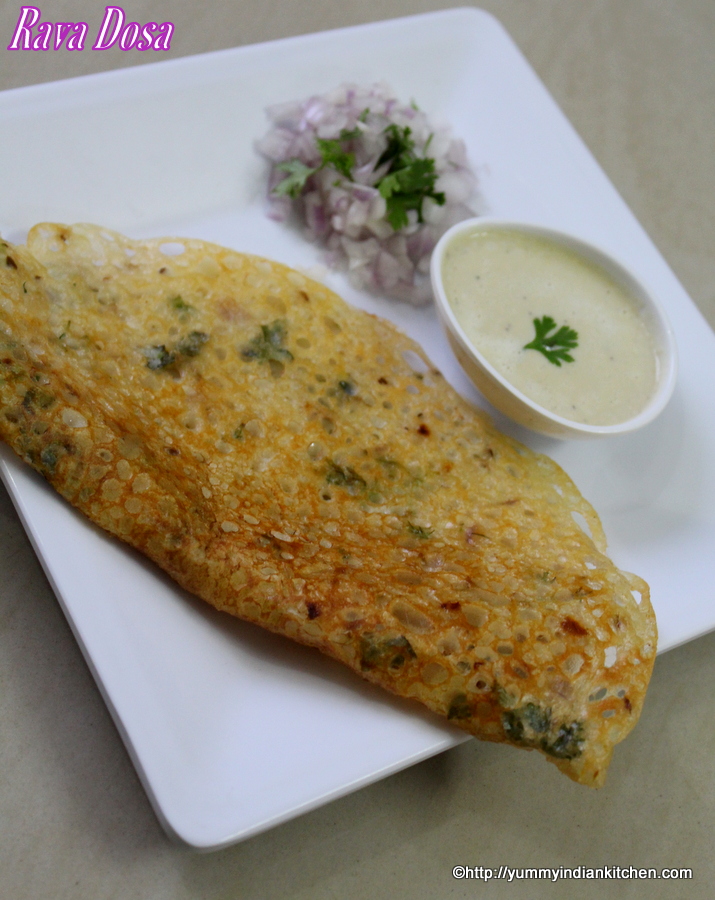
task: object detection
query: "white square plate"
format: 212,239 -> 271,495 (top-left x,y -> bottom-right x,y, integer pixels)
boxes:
2,8 -> 714,849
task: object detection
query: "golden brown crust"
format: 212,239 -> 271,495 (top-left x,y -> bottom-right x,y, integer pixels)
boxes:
0,224 -> 657,785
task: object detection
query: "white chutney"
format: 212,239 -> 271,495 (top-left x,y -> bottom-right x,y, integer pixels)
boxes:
441,227 -> 658,426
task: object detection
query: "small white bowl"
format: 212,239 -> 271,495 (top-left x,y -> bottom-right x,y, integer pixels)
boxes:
430,218 -> 678,439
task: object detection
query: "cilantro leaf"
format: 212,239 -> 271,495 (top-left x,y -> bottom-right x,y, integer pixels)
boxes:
316,137 -> 355,179
376,124 -> 416,170
273,159 -> 318,198
523,316 -> 579,366
383,157 -> 439,195
406,522 -> 434,539
273,128 -> 358,198
325,459 -> 366,492
338,125 -> 362,141
381,193 -> 412,231
241,319 -> 294,364
378,156 -> 445,230
374,125 -> 445,230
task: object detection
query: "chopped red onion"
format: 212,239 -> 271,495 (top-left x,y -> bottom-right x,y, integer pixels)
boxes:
256,83 -> 477,306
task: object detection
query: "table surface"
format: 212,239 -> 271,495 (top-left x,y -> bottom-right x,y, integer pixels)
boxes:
1,1 -> 714,897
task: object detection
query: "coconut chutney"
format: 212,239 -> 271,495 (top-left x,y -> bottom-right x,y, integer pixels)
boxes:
441,227 -> 658,426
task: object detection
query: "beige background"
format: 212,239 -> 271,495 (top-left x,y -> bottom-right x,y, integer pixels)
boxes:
1,1 -> 714,897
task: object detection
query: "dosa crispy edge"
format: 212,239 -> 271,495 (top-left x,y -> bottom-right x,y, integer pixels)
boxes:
0,223 -> 656,785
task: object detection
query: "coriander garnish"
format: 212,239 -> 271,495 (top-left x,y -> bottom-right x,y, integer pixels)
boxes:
374,125 -> 445,231
272,121 -> 445,232
273,127 -> 358,198
176,331 -> 209,357
315,135 -> 356,179
324,460 -> 366,492
240,320 -> 293,364
523,316 -> 578,366
406,522 -> 433,540
142,331 -> 209,370
273,159 -> 319,199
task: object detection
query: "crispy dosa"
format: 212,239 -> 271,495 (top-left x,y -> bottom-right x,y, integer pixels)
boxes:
0,223 -> 656,785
